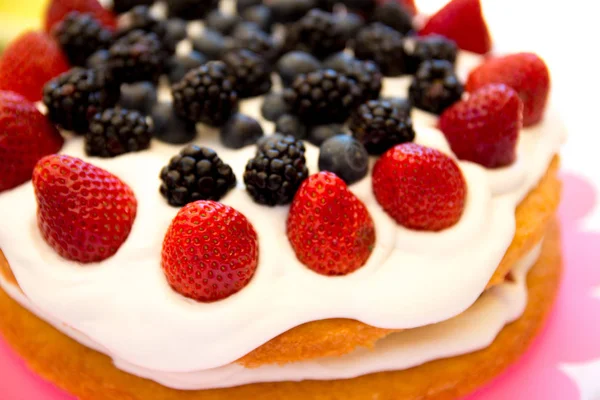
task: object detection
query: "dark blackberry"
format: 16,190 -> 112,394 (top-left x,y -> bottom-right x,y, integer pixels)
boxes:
244,135 -> 309,206
85,108 -> 152,158
287,9 -> 346,59
340,59 -> 383,102
270,0 -> 316,23
107,30 -> 167,83
383,96 -> 412,116
276,51 -> 321,86
349,99 -> 415,155
87,49 -> 110,69
275,114 -> 307,139
112,0 -> 153,14
160,145 -> 236,207
409,59 -> 463,114
241,5 -> 273,33
319,135 -> 369,185
403,35 -> 458,74
171,61 -> 238,126
370,2 -> 413,35
117,6 -> 166,39
257,133 -> 286,151
261,92 -> 291,122
232,28 -> 278,61
53,12 -> 114,66
206,9 -> 240,35
221,113 -> 264,149
222,49 -> 272,98
168,0 -> 219,20
43,68 -> 120,134
167,50 -> 208,83
284,69 -> 363,124
190,28 -> 228,60
353,23 -> 406,76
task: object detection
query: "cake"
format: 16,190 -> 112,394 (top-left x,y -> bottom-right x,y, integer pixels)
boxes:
0,0 -> 565,399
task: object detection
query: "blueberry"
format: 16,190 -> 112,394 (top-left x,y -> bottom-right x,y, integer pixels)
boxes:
164,19 -> 188,50
205,10 -> 240,35
190,28 -> 227,60
261,92 -> 291,122
167,50 -> 208,83
270,0 -> 317,23
307,124 -> 344,146
322,51 -> 355,71
220,113 -> 264,149
86,49 -> 110,69
383,97 -> 412,116
319,135 -> 369,185
241,5 -> 273,33
336,12 -> 364,40
119,82 -> 157,113
152,102 -> 197,144
276,51 -> 321,86
237,0 -> 263,13
232,21 -> 263,40
275,114 -> 307,139
370,2 -> 414,35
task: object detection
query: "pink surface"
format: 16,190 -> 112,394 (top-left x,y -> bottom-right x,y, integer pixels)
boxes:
0,172 -> 598,399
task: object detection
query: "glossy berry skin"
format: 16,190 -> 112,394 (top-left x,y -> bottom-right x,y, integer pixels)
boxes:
318,135 -> 369,185
440,84 -> 523,168
269,0 -> 316,23
221,113 -> 264,149
0,31 -> 70,102
119,81 -> 157,113
370,2 -> 413,35
287,172 -> 375,276
241,5 -> 274,33
261,92 -> 291,122
276,51 -> 322,87
373,143 -> 466,231
275,114 -> 307,140
151,102 -> 197,145
307,124 -> 343,146
167,51 -> 208,83
0,91 -> 64,193
409,59 -> 463,115
190,28 -> 228,60
322,51 -> 355,72
44,0 -> 117,32
335,12 -> 364,41
33,155 -> 137,263
161,201 -> 259,302
205,9 -> 240,35
466,53 -> 550,127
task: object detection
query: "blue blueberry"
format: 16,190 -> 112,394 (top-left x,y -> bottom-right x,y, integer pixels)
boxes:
86,49 -> 110,69
322,51 -> 355,71
318,135 -> 369,185
151,102 -> 197,144
275,114 -> 307,139
167,50 -> 208,83
190,28 -> 228,60
276,51 -> 321,86
205,10 -> 240,35
119,82 -> 157,114
220,113 -> 264,149
335,12 -> 364,40
261,92 -> 291,122
241,5 -> 273,33
307,124 -> 344,146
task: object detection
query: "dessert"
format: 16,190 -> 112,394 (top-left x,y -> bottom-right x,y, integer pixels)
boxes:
0,0 -> 565,399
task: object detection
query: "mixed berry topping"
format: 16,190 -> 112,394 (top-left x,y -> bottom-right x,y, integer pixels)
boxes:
353,23 -> 405,77
276,51 -> 322,87
220,113 -> 264,149
318,135 -> 369,185
222,49 -> 272,98
409,59 -> 464,114
107,30 -> 167,83
287,9 -> 347,59
403,35 -> 458,74
53,12 -> 114,66
118,81 -> 157,114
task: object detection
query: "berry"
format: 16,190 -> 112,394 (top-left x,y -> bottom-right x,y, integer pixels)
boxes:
237,0 -> 263,13
168,0 -> 219,20
160,145 -> 236,207
370,2 -> 413,35
372,143 -> 466,231
353,23 -> 405,77
257,133 -> 286,152
190,28 -> 228,60
409,59 -> 463,115
307,124 -> 343,146
322,51 -> 355,71
172,61 -> 238,126
261,92 -> 291,122
161,201 -> 258,302
231,27 -> 278,62
284,69 -> 363,124
112,0 -> 154,14
167,51 -> 208,83
151,102 -> 197,144
222,49 -> 272,98
119,81 -> 157,113
221,113 -> 264,149
33,155 -> 137,263
466,53 -> 550,127
108,30 -> 166,83
339,59 -> 383,102
85,108 -> 153,158
276,51 -> 322,87
0,91 -> 64,193
275,114 -> 307,139
318,135 -> 368,185
45,0 -> 117,32
398,0 -> 418,15
206,9 -> 241,35
117,6 -> 180,53
87,49 -> 110,69
419,0 -> 491,54
43,67 -> 120,133
0,31 -> 70,102
269,0 -> 315,23
53,12 -> 114,66
335,12 -> 365,41
241,5 -> 274,33
350,99 -> 415,155
440,84 -> 523,168
382,97 -> 412,116
164,19 -> 188,51
403,35 -> 458,74
287,9 -> 347,59
287,171 -> 375,276
244,135 -> 309,206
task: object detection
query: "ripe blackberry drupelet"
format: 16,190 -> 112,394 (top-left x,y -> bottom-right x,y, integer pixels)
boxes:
43,68 -> 120,134
107,30 -> 166,83
244,135 -> 309,206
404,35 -> 458,74
409,59 -> 463,114
160,145 -> 237,207
350,99 -> 415,155
353,23 -> 406,76
168,0 -> 220,20
288,9 -> 347,59
171,61 -> 238,126
284,69 -> 363,125
116,6 -> 174,51
53,12 -> 114,66
85,108 -> 152,157
222,49 -> 272,98
340,59 -> 383,102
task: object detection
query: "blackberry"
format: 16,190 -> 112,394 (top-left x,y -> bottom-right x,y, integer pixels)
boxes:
403,35 -> 458,74
284,69 -> 363,124
222,49 -> 272,98
117,6 -> 166,40
171,61 -> 238,126
276,51 -> 321,86
270,0 -> 316,23
349,99 -> 415,155
87,49 -> 110,69
340,59 -> 383,102
112,0 -> 153,14
85,108 -> 152,158
232,28 -> 278,62
353,23 -> 406,76
43,68 -> 120,134
168,0 -> 220,20
107,30 -> 166,83
244,135 -> 309,206
409,59 -> 463,115
53,12 -> 114,66
370,2 -> 413,35
383,96 -> 412,116
160,145 -> 237,207
322,51 -> 355,71
287,9 -> 346,59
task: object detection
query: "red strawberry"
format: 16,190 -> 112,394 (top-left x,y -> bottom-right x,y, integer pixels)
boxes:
33,155 -> 137,264
0,91 -> 64,192
287,172 -> 375,276
419,0 -> 492,54
373,143 -> 466,231
440,84 -> 523,168
162,201 -> 259,302
466,52 -> 550,127
0,31 -> 70,102
45,0 -> 117,32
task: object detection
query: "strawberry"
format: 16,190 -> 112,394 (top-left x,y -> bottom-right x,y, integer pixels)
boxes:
419,0 -> 492,55
466,52 -> 550,127
287,172 -> 375,276
440,84 -> 523,168
45,0 -> 117,32
0,91 -> 64,192
33,155 -> 137,264
0,31 -> 70,102
161,201 -> 259,302
372,143 -> 466,231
